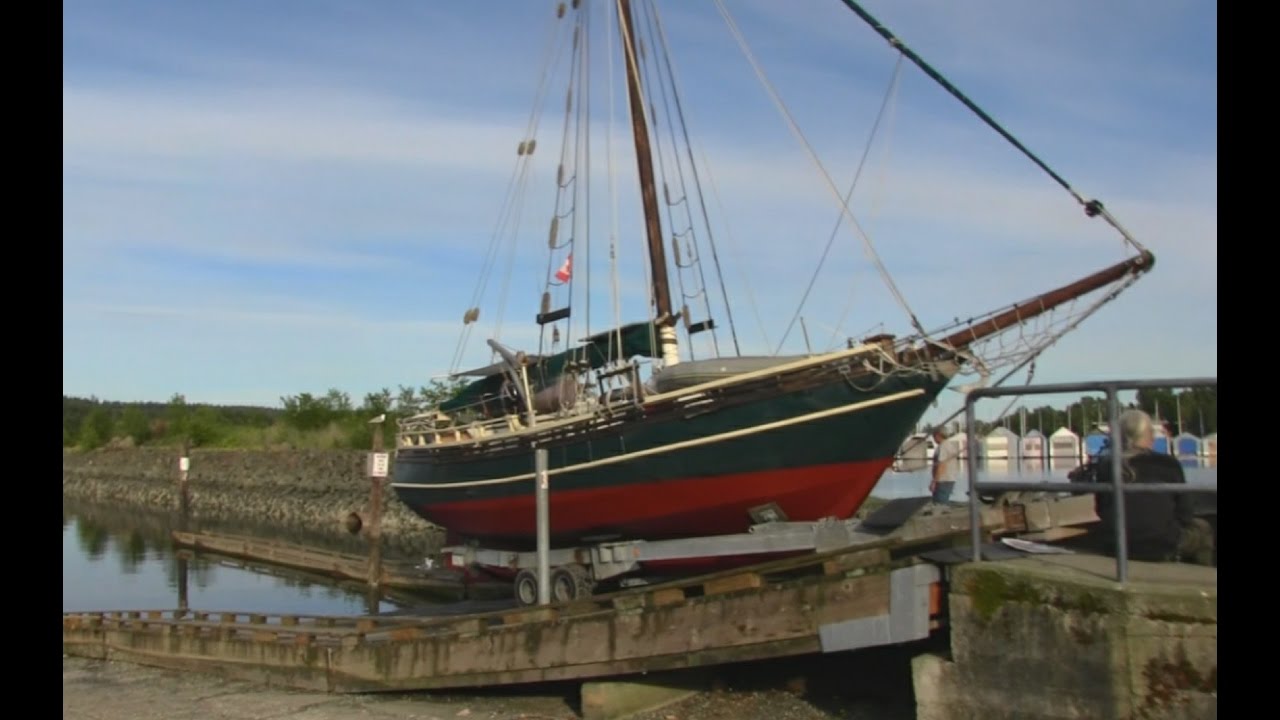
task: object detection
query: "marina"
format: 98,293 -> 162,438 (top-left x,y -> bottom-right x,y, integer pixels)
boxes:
63,0 -> 1216,717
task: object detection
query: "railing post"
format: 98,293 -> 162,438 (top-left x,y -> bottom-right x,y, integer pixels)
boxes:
1106,387 -> 1128,583
966,396 -> 982,562
535,447 -> 550,605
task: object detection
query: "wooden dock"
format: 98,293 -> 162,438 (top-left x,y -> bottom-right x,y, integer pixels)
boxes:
170,530 -> 508,601
67,529 -> 959,693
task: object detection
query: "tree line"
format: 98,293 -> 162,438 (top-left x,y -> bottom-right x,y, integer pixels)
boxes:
63,380 -> 466,451
951,385 -> 1217,438
66,381 -> 1215,450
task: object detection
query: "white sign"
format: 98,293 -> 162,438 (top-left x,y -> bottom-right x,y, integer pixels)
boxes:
179,457 -> 190,472
369,452 -> 390,478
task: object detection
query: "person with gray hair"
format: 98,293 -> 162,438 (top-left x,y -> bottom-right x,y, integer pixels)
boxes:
1088,409 -> 1213,564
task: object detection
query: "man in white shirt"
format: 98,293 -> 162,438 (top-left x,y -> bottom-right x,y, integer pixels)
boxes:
929,428 -> 959,504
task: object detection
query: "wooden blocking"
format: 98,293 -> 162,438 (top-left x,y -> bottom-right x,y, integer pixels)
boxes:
251,630 -> 279,643
146,611 -> 163,621
388,627 -> 423,642
501,607 -> 558,626
612,595 -> 647,612
126,611 -> 141,620
822,548 -> 891,576
250,614 -> 267,625
703,573 -> 762,596
1002,504 -> 1028,532
451,618 -> 485,638
355,619 -> 378,633
280,616 -> 299,627
220,613 -> 237,624
193,612 -> 209,622
650,588 -> 686,607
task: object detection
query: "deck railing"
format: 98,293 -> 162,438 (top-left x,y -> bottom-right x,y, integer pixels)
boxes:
963,377 -> 1217,583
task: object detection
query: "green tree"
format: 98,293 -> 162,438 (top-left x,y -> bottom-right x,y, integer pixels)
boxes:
325,388 -> 352,414
119,406 -> 152,445
166,393 -> 190,440
188,407 -> 224,447
280,392 -> 333,431
78,406 -> 114,449
420,379 -> 467,407
365,388 -> 394,416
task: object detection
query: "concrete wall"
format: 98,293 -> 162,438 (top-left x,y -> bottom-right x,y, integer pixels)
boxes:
63,447 -> 445,557
913,556 -> 1216,720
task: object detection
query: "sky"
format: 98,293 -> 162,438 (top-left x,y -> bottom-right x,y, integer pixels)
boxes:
63,0 -> 1216,424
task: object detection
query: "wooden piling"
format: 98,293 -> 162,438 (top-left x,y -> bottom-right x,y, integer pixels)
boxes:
366,417 -> 388,593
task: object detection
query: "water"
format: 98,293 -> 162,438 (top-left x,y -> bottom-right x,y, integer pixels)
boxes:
62,500 -> 421,615
870,457 -> 1218,503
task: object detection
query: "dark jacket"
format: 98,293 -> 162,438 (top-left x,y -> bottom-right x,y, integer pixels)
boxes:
1090,450 -> 1194,561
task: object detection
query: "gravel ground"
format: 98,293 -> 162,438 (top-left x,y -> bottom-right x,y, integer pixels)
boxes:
63,654 -> 920,720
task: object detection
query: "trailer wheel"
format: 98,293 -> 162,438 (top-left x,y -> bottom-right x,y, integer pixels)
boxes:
550,564 -> 594,603
514,569 -> 540,606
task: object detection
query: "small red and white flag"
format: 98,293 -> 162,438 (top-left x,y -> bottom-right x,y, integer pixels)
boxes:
555,253 -> 573,283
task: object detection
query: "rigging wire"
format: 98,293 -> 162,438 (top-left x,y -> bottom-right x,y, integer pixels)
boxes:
633,11 -> 698,360
647,0 -> 742,357
774,53 -> 904,356
449,6 -> 569,374
913,271 -> 1141,448
696,143 -> 773,353
536,8 -> 589,358
835,0 -> 1147,256
493,12 -> 577,346
712,0 -> 928,342
640,0 -> 721,360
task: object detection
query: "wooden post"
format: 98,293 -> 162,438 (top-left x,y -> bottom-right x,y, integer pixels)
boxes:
178,439 -> 191,531
176,555 -> 189,611
176,439 -> 192,611
366,415 -> 389,592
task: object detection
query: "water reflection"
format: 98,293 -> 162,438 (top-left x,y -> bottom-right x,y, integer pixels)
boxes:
62,499 -> 435,616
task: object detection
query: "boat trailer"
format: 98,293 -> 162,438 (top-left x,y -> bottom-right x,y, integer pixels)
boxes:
436,492 -> 1101,606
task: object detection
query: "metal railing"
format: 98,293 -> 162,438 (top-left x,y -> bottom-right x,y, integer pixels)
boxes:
963,377 -> 1217,583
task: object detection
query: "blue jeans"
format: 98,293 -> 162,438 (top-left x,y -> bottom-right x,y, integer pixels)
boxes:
932,481 -> 955,504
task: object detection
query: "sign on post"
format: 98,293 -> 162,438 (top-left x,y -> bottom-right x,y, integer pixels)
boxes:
368,452 -> 390,478
179,457 -> 190,472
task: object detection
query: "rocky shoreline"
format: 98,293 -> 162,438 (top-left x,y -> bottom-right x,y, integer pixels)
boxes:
62,447 -> 445,558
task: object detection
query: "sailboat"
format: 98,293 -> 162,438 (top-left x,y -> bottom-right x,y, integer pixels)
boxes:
392,0 -> 1154,550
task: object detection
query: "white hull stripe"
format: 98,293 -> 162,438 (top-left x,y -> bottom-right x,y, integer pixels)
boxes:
391,388 -> 925,490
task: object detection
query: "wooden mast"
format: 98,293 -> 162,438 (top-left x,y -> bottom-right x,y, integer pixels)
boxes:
617,0 -> 679,366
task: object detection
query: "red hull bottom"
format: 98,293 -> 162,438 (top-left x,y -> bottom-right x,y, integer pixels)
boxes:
424,457 -> 894,549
